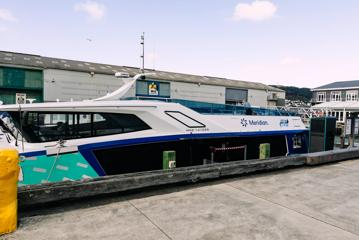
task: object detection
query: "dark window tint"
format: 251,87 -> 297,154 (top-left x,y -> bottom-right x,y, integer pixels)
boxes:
10,112 -> 150,143
92,113 -> 150,136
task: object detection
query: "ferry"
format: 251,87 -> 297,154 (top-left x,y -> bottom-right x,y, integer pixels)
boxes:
0,74 -> 309,185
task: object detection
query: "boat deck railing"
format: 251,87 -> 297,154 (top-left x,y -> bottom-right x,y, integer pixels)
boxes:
124,97 -> 298,116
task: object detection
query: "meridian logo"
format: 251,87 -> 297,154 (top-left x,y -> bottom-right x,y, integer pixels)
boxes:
240,118 -> 269,127
241,118 -> 248,127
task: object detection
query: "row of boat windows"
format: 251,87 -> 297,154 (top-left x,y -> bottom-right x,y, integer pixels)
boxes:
1,110 -> 207,143
8,112 -> 151,143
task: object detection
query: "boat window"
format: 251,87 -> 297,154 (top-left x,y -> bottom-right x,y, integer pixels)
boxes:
92,113 -> 150,136
292,135 -> 302,149
0,111 -> 23,141
14,112 -> 151,143
165,111 -> 205,128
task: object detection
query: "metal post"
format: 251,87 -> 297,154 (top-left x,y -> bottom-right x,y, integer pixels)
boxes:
140,32 -> 145,73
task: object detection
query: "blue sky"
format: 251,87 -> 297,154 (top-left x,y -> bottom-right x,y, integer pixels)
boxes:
1,1 -> 359,88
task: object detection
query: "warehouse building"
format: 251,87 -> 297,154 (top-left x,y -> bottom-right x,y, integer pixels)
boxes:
0,51 -> 285,107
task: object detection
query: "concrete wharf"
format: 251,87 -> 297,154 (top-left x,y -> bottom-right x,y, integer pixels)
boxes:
3,150 -> 359,240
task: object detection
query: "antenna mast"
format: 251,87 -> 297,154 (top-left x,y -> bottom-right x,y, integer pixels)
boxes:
140,32 -> 145,73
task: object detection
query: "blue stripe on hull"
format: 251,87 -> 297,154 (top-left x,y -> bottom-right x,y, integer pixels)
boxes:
21,150 -> 47,157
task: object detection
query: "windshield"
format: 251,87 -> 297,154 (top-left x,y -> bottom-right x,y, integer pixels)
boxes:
0,111 -> 24,142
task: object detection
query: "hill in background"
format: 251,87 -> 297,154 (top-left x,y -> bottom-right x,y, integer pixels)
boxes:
271,85 -> 312,102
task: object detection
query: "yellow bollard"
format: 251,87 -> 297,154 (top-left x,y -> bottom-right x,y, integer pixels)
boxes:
0,149 -> 19,235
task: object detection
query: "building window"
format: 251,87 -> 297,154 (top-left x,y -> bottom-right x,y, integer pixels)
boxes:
8,112 -> 151,143
346,90 -> 358,101
339,111 -> 344,122
330,91 -> 341,102
331,111 -> 345,122
225,88 -> 248,105
0,67 -> 43,104
317,92 -> 326,102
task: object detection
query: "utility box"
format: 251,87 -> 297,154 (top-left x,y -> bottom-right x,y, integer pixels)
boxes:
309,117 -> 336,152
259,143 -> 270,159
163,151 -> 176,170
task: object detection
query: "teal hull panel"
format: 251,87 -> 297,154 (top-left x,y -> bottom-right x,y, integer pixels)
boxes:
19,152 -> 99,186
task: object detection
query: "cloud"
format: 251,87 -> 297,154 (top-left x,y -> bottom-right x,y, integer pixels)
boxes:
0,26 -> 8,32
280,57 -> 301,65
74,1 -> 106,20
0,8 -> 17,22
232,1 -> 277,22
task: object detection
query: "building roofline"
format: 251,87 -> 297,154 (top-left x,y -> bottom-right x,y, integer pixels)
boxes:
311,86 -> 359,91
0,50 -> 284,92
313,80 -> 359,91
0,50 -> 41,57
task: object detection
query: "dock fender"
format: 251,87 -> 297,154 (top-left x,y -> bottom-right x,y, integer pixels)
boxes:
0,149 -> 19,235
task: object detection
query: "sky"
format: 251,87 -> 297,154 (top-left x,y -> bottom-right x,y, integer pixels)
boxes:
1,0 -> 359,88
